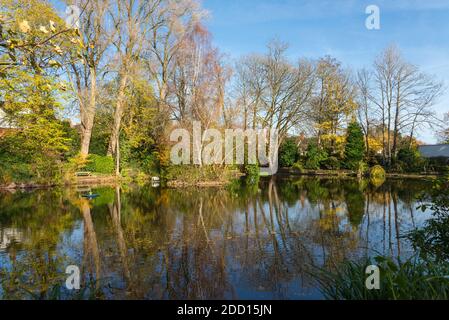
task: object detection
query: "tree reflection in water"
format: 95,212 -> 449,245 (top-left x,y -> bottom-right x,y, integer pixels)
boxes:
0,177 -> 434,299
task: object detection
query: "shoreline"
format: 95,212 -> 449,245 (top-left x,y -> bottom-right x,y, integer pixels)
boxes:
0,170 -> 441,191
277,168 -> 440,180
0,175 -> 119,191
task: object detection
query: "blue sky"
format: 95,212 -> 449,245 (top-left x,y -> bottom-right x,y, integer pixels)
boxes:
202,0 -> 449,143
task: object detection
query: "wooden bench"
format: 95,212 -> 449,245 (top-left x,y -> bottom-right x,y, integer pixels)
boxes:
75,172 -> 92,177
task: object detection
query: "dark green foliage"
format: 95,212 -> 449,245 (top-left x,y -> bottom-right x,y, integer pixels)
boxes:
138,152 -> 160,175
279,139 -> 299,167
292,161 -> 304,173
60,121 -> 81,160
406,179 -> 449,262
322,156 -> 341,170
244,164 -> 260,181
343,122 -> 365,170
0,159 -> 34,184
0,132 -> 66,184
305,143 -> 328,170
396,147 -> 426,173
240,164 -> 260,186
89,109 -> 112,156
84,154 -> 114,174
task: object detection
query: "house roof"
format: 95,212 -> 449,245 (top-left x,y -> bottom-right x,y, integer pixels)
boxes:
418,144 -> 449,158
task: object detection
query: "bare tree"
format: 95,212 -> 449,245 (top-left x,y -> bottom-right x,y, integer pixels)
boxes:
371,46 -> 443,165
235,41 -> 315,143
65,0 -> 113,157
356,68 -> 374,154
169,23 -> 230,129
106,0 -> 158,157
233,54 -> 268,130
440,113 -> 449,143
262,41 -> 315,142
143,0 -> 207,107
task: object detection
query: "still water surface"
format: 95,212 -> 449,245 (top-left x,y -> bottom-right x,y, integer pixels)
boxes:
0,177 -> 434,299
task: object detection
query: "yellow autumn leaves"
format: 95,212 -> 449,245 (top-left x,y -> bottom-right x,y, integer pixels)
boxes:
16,19 -> 67,56
18,19 -> 57,34
19,20 -> 31,33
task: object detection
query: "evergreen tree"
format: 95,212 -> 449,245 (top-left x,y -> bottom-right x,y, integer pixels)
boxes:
344,121 -> 365,170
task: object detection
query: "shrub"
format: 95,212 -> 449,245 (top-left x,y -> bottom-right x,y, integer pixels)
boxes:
67,154 -> 90,171
370,165 -> 386,179
406,179 -> 449,262
244,164 -> 259,178
357,161 -> 368,177
279,139 -> 299,167
0,150 -> 63,185
243,164 -> 260,184
0,162 -> 33,184
0,124 -> 70,184
85,154 -> 114,174
305,143 -> 328,170
292,161 -> 304,173
397,147 -> 426,173
322,156 -> 341,170
369,165 -> 386,187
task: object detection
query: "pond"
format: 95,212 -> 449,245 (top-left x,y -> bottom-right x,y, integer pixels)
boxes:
0,177 -> 435,300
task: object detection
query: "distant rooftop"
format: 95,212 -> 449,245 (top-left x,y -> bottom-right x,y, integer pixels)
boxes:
418,144 -> 449,158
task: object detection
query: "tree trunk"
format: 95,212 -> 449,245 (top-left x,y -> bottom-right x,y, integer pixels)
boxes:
387,105 -> 391,168
252,105 -> 257,130
364,104 -> 370,156
409,115 -> 418,148
392,84 -> 401,160
80,68 -> 97,157
107,74 -> 129,156
115,135 -> 120,176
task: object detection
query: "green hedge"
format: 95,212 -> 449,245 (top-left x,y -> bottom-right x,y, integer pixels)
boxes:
85,154 -> 114,174
279,139 -> 299,167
